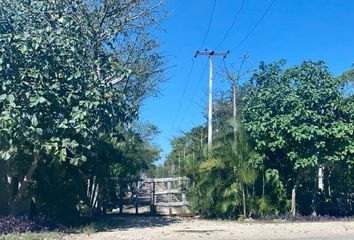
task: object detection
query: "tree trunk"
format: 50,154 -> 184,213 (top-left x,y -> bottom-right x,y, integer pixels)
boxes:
242,183 -> 246,219
12,153 -> 40,205
318,165 -> 324,191
10,153 -> 40,216
291,186 -> 296,217
92,184 -> 100,214
90,176 -> 97,208
0,160 -> 9,215
262,173 -> 265,196
7,164 -> 12,201
311,165 -> 325,216
327,169 -> 331,197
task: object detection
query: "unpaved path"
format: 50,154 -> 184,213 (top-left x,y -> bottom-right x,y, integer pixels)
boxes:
65,216 -> 354,240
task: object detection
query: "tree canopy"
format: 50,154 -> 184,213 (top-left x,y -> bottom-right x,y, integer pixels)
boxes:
0,0 -> 164,222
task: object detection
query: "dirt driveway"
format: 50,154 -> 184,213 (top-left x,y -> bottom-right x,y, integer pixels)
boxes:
65,215 -> 354,240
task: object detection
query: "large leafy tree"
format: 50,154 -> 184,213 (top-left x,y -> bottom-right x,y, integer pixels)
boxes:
0,0 -> 164,219
243,61 -> 354,215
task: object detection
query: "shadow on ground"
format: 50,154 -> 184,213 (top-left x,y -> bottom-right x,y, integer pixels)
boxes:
85,214 -> 181,233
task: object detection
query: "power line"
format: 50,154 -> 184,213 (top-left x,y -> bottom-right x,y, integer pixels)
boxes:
169,0 -> 216,155
185,95 -> 206,127
173,59 -> 196,129
177,61 -> 209,131
199,0 -> 217,49
215,0 -> 246,50
232,0 -> 276,51
172,0 -> 216,136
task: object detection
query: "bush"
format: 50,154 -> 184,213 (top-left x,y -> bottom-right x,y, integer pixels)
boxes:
0,216 -> 66,235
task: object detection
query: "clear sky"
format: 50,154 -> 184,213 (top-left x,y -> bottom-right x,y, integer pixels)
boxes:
140,0 -> 354,163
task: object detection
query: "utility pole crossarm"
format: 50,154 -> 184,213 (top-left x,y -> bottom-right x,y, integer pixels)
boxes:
194,49 -> 230,151
194,50 -> 230,58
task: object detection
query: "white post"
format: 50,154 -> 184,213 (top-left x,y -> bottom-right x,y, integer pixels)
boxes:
208,54 -> 213,151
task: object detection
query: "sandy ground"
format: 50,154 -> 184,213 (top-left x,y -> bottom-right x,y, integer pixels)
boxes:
64,215 -> 354,240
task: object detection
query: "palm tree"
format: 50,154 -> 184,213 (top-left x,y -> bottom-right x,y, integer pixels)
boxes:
215,126 -> 257,218
194,122 -> 258,218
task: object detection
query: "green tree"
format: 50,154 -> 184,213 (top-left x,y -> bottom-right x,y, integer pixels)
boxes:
243,61 -> 354,216
0,0 -> 164,220
190,122 -> 257,219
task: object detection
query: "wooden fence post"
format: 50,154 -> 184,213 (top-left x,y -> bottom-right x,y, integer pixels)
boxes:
182,192 -> 187,214
135,180 -> 140,214
167,181 -> 172,215
150,180 -> 156,215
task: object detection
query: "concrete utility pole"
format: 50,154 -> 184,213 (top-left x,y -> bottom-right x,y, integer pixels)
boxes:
194,50 -> 229,151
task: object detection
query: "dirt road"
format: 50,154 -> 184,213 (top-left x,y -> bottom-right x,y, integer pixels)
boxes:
65,215 -> 354,240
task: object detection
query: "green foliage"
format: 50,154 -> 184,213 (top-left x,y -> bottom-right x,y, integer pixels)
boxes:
264,169 -> 287,212
244,61 -> 354,168
243,60 -> 354,215
189,123 -> 258,219
257,195 -> 277,217
0,0 -> 164,222
166,60 -> 354,219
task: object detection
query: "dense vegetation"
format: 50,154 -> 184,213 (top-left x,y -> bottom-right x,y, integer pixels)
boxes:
0,216 -> 66,235
0,0 -> 353,231
161,61 -> 354,219
0,0 -> 163,224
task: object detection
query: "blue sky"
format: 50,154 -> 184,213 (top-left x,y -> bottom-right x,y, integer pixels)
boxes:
140,0 -> 354,163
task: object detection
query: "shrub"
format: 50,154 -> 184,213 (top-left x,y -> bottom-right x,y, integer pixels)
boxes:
0,216 -> 66,235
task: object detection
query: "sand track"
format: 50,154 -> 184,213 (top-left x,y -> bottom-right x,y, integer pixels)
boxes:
65,216 -> 354,240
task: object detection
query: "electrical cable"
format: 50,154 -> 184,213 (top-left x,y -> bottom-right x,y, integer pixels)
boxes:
199,0 -> 216,50
232,0 -> 276,51
173,59 -> 196,128
172,0 -> 216,133
215,0 -> 246,50
177,61 -> 209,131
